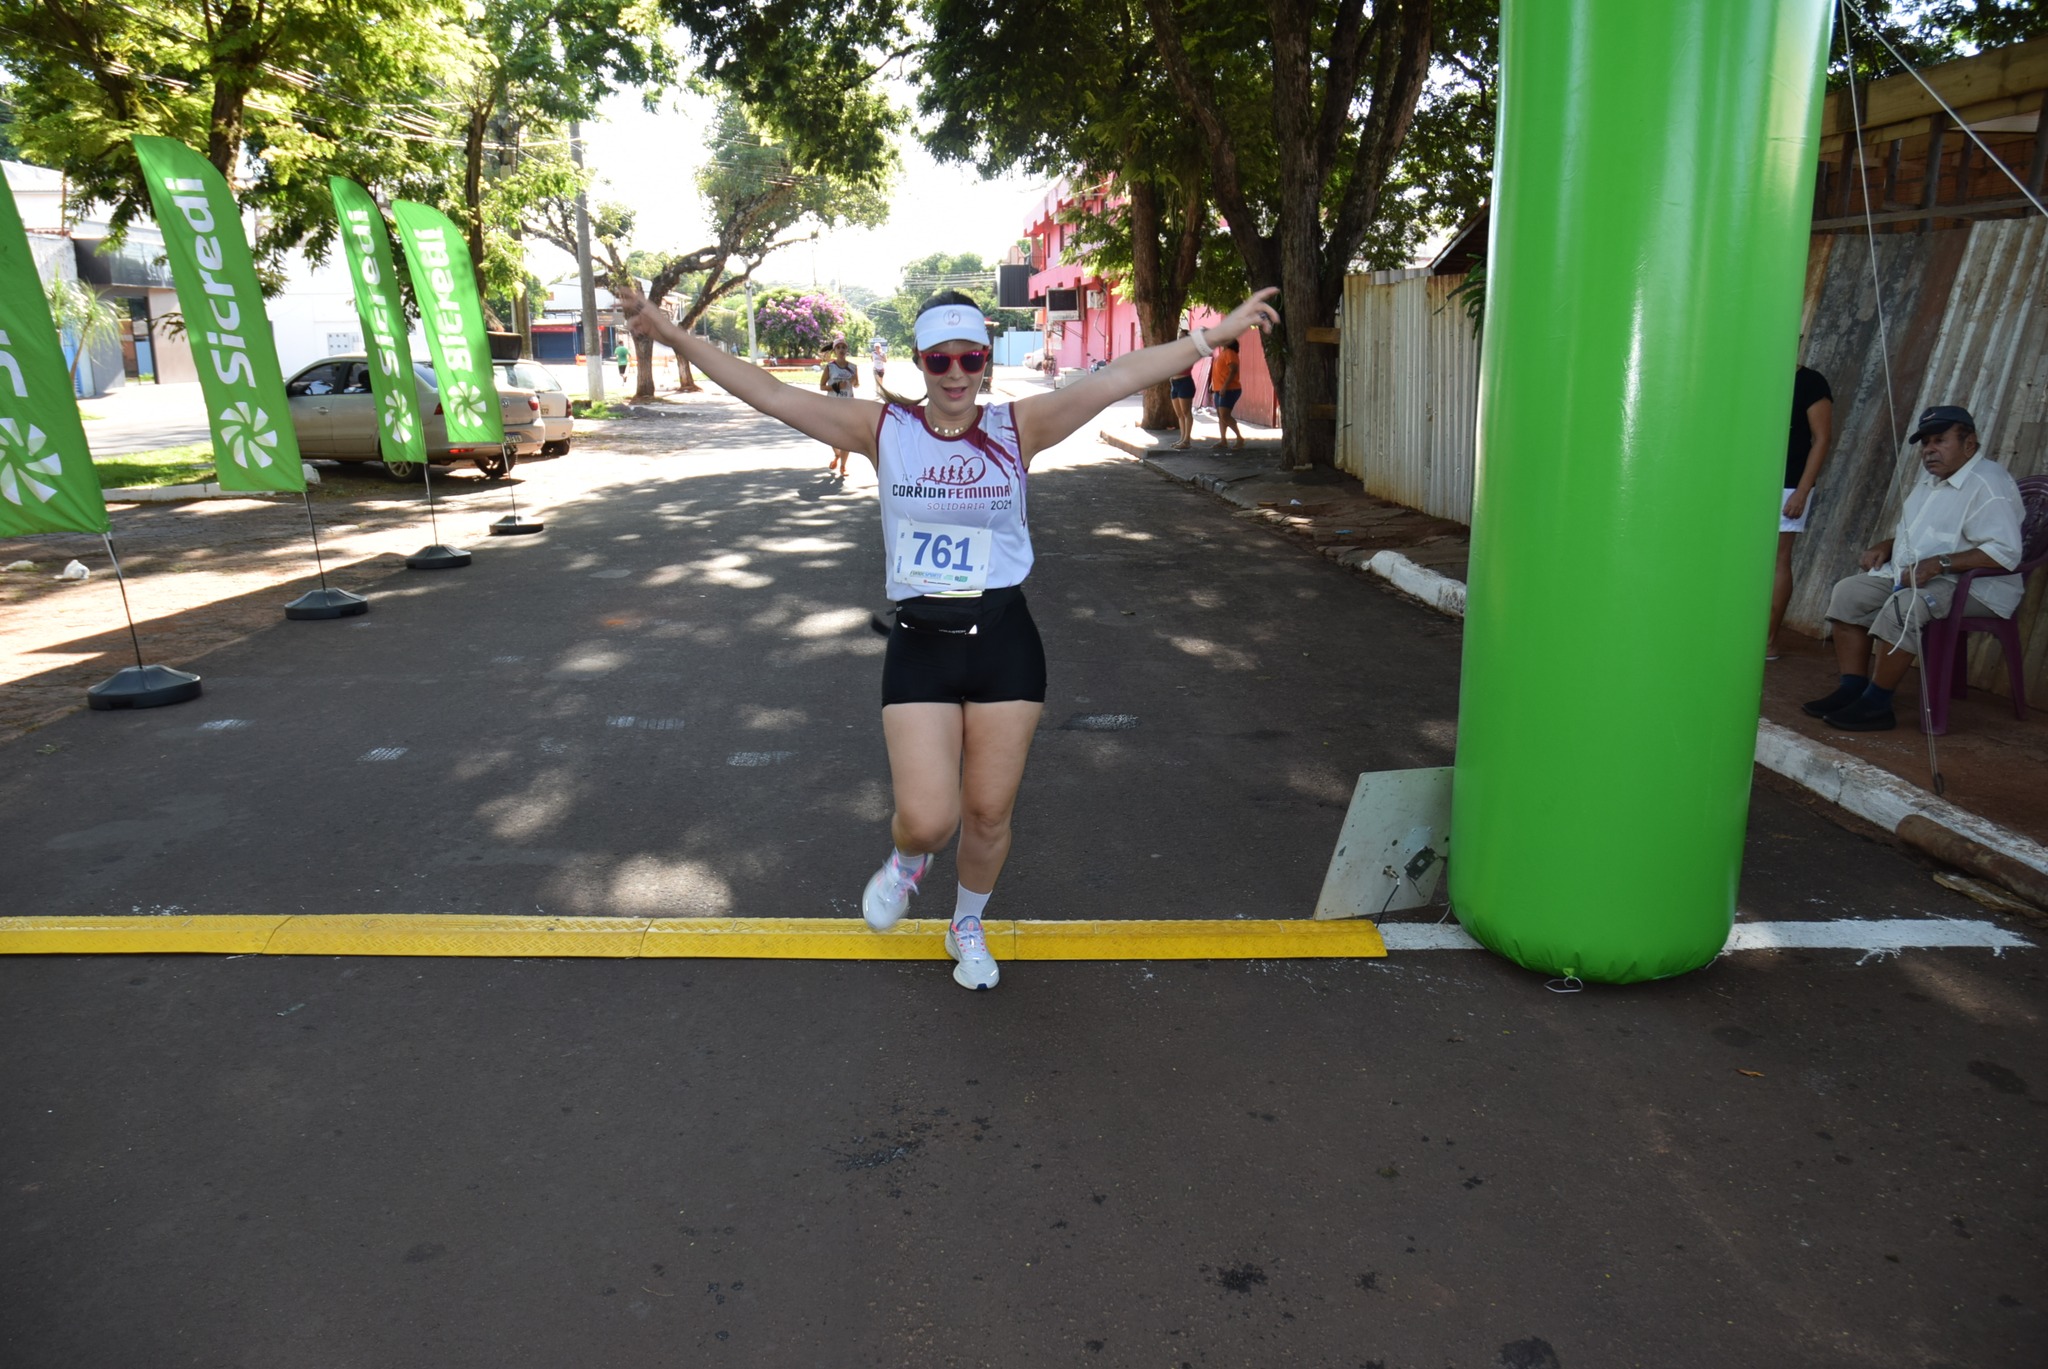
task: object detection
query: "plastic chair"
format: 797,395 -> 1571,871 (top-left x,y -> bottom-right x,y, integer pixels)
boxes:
1921,474 -> 2048,735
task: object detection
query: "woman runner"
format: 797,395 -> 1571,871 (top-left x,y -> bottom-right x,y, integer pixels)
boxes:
619,285 -> 1280,989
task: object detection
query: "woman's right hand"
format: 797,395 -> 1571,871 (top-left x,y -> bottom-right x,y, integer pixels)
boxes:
616,285 -> 670,344
1209,287 -> 1281,345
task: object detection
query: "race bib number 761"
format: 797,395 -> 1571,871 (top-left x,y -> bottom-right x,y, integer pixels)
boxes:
891,518 -> 990,594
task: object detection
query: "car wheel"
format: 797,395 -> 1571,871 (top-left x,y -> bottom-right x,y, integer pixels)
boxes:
383,458 -> 423,481
476,448 -> 516,480
542,439 -> 570,456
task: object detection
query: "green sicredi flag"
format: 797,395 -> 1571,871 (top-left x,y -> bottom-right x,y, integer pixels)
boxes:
131,136 -> 303,492
328,178 -> 425,464
0,184 -> 110,535
391,202 -> 503,445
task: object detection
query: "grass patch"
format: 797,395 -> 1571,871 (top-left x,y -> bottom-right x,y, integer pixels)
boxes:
94,443 -> 216,489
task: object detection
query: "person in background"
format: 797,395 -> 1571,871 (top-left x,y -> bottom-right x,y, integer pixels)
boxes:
871,335 -> 888,391
819,338 -> 859,477
1801,405 -> 2025,732
1768,362 -> 1833,660
1168,330 -> 1197,450
614,337 -> 629,382
1208,338 -> 1244,449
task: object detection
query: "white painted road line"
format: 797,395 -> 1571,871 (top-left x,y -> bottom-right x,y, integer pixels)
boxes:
1377,918 -> 2031,956
1721,917 -> 2032,953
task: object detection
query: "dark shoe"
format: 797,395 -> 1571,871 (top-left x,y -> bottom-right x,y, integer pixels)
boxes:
1802,682 -> 1866,718
1823,701 -> 1896,732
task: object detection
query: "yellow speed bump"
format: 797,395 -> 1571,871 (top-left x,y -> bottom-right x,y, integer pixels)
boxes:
0,914 -> 1385,961
0,915 -> 289,956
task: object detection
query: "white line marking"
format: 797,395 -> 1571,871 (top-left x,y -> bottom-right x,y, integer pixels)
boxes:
728,751 -> 796,766
608,716 -> 684,731
1722,917 -> 2031,955
358,746 -> 408,762
1375,918 -> 2031,957
199,719 -> 250,731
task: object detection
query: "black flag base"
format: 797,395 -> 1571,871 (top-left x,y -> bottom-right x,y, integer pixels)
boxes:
489,515 -> 545,536
87,663 -> 203,711
406,544 -> 472,570
284,587 -> 370,620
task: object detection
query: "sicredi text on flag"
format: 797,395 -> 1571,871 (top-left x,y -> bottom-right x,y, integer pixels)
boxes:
342,209 -> 405,379
409,228 -> 473,375
161,178 -> 260,389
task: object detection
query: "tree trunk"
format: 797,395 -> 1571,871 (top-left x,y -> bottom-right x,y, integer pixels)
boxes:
1271,260 -> 1341,470
463,104 -> 491,299
674,348 -> 698,392
206,4 -> 256,176
511,282 -> 531,354
1126,175 -> 1193,430
635,333 -> 657,400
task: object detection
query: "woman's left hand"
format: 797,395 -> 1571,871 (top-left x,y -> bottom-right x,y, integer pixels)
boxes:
1209,287 -> 1281,344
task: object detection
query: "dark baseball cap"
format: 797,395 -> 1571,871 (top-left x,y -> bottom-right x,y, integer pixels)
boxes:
1908,405 -> 1976,443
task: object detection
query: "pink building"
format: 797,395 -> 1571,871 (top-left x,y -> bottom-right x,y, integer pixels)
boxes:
1017,180 -> 1277,427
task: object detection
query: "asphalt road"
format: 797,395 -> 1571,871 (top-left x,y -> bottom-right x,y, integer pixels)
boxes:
76,380 -> 214,457
2,397 -> 2041,1367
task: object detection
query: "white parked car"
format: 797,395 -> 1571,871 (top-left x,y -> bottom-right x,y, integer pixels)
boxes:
496,359 -> 574,455
284,355 -> 543,480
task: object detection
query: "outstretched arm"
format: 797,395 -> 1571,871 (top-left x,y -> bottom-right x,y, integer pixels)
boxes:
1011,289 -> 1279,461
617,287 -> 882,458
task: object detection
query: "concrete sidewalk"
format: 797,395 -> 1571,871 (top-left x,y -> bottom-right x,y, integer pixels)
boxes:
1115,431 -> 2048,911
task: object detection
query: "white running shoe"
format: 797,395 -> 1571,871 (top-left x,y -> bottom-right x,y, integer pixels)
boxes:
945,916 -> 1000,990
861,852 -> 928,930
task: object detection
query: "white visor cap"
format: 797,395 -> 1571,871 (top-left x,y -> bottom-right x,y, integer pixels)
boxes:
913,304 -> 991,352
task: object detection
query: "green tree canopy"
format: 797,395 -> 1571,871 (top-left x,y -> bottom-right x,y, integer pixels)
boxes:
870,251 -> 1032,353
918,0 -> 1230,426
527,95 -> 891,395
0,0 -> 469,281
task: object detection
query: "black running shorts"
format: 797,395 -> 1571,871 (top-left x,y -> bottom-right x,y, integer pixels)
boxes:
881,589 -> 1047,706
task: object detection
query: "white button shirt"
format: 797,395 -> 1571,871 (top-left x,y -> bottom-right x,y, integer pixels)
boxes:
1870,452 -> 2028,616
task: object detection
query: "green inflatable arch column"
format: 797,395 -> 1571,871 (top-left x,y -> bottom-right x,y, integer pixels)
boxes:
1449,0 -> 1833,982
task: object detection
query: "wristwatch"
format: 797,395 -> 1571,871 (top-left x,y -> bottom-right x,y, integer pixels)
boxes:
1938,554 -> 1953,575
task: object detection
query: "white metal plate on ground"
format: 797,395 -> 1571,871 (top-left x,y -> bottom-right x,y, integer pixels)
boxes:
1315,766 -> 1453,921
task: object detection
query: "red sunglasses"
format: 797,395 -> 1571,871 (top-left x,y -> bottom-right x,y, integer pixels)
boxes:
918,349 -> 989,375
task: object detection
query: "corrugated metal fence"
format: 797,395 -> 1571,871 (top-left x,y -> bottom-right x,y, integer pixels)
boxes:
1796,217 -> 2048,699
1334,270 -> 1479,524
1333,218 -> 2046,700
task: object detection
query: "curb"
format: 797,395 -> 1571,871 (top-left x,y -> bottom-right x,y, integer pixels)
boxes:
1126,440 -> 2048,902
104,483 -> 267,503
105,465 -> 319,503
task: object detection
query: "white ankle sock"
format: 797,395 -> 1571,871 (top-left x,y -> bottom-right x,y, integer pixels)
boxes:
890,849 -> 929,877
953,884 -> 991,926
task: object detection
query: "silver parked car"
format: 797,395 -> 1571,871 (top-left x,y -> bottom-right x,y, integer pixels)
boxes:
496,360 -> 574,455
284,354 -> 545,480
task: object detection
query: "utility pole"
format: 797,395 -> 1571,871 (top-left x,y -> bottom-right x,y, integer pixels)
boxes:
571,120 -> 604,402
744,277 -> 759,363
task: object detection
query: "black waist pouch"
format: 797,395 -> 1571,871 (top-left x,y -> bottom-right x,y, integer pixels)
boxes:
894,585 -> 1024,635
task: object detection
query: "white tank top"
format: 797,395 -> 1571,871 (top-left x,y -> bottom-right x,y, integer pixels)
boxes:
876,402 -> 1033,601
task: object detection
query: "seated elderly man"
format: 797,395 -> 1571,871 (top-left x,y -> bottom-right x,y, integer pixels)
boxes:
1803,405 -> 2026,732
